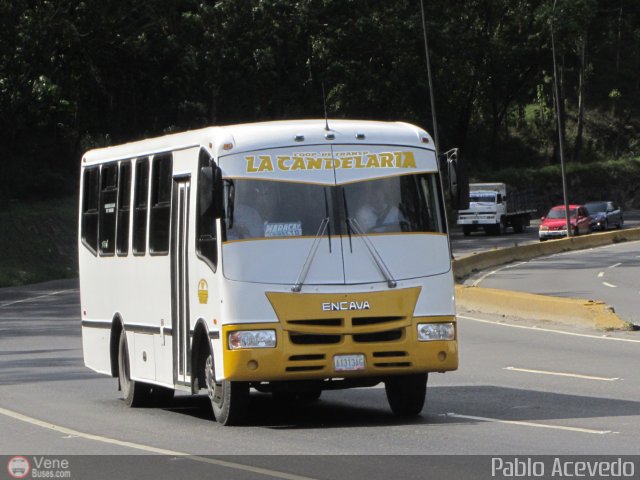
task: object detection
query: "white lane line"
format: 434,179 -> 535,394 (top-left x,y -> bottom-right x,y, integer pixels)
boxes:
608,263 -> 622,269
597,272 -> 605,278
471,262 -> 528,287
458,315 -> 640,343
443,413 -> 613,435
503,366 -> 621,382
0,289 -> 74,308
0,406 -> 318,480
602,282 -> 617,288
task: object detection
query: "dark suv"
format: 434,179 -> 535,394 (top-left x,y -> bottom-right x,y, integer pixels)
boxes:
584,201 -> 623,231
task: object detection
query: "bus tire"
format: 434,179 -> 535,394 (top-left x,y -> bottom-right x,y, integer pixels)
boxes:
205,353 -> 249,426
118,330 -> 151,407
384,373 -> 427,417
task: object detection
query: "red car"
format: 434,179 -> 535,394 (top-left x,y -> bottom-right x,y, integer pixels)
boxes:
539,204 -> 591,241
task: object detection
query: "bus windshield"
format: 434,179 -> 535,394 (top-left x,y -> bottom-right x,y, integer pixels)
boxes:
224,174 -> 444,241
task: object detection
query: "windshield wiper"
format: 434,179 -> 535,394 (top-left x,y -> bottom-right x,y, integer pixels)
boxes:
341,187 -> 353,252
346,217 -> 397,289
291,217 -> 330,292
324,187 -> 332,253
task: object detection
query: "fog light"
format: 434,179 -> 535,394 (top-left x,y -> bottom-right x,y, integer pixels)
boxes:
417,322 -> 455,341
247,360 -> 258,370
228,330 -> 276,349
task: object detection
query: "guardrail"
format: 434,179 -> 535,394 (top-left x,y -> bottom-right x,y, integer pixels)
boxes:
452,227 -> 640,330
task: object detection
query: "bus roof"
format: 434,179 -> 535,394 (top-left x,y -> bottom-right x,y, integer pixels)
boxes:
82,119 -> 434,165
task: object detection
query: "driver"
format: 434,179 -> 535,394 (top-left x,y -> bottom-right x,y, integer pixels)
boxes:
354,180 -> 405,233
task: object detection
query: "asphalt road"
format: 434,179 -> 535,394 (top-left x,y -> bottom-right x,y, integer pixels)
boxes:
465,240 -> 640,326
1,280 -> 639,479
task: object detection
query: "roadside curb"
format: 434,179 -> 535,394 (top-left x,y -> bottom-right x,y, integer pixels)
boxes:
452,227 -> 640,330
452,227 -> 640,282
455,285 -> 629,330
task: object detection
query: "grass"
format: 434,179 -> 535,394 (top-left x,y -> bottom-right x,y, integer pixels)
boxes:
0,196 -> 78,287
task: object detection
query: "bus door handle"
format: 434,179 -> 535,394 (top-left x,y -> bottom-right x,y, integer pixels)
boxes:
160,319 -> 165,346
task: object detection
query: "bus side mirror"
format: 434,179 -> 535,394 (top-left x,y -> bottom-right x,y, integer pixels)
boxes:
199,164 -> 224,219
211,165 -> 224,219
443,148 -> 469,210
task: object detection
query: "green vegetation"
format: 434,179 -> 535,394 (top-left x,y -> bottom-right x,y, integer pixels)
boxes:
0,197 -> 78,287
489,157 -> 640,211
2,0 -> 639,199
0,1 -> 639,285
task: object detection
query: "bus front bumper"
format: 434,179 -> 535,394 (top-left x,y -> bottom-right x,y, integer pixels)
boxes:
221,317 -> 458,382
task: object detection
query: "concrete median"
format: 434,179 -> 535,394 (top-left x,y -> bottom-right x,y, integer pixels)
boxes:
452,227 -> 640,330
455,285 -> 629,330
453,227 -> 640,282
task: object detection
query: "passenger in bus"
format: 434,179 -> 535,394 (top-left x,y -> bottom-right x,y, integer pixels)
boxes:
226,183 -> 269,240
353,180 -> 406,233
228,204 -> 264,239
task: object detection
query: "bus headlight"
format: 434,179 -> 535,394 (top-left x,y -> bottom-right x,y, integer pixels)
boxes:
417,323 -> 455,341
228,330 -> 277,349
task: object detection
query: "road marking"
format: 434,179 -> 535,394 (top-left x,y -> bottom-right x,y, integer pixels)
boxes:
443,413 -> 613,435
608,263 -> 622,269
0,406 -> 318,480
458,315 -> 640,343
0,290 -> 74,308
602,282 -> 617,288
503,366 -> 621,382
471,262 -> 528,287
597,272 -> 604,278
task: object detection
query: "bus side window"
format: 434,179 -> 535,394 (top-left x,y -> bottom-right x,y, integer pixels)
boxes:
149,153 -> 173,255
132,158 -> 150,255
98,163 -> 118,255
196,149 -> 218,270
116,161 -> 132,256
81,167 -> 100,254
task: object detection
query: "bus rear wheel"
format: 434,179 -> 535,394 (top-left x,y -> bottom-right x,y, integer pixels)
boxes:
118,330 -> 151,407
205,353 -> 249,426
384,373 -> 428,417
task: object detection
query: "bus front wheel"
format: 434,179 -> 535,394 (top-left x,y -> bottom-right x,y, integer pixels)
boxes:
384,373 -> 428,417
118,330 -> 151,407
205,353 -> 249,426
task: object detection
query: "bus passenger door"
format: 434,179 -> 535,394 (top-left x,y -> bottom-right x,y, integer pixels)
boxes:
171,177 -> 191,386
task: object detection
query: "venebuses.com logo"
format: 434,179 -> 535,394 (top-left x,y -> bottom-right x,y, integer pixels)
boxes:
7,456 -> 30,479
6,456 -> 71,478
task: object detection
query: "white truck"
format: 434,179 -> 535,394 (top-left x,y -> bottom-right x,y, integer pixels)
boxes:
457,182 -> 536,236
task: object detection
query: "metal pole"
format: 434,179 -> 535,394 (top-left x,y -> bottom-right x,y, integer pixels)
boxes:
550,0 -> 571,236
420,0 -> 439,156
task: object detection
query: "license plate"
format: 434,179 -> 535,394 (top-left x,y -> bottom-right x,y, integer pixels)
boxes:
334,354 -> 366,372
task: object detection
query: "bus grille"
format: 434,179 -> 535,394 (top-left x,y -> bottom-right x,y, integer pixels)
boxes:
353,329 -> 402,343
289,333 -> 341,345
